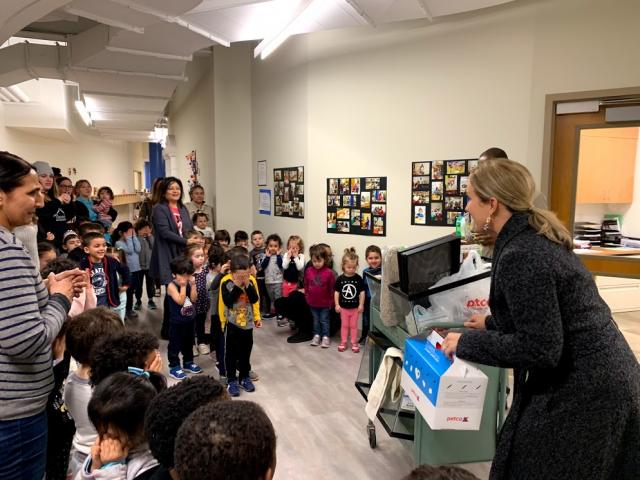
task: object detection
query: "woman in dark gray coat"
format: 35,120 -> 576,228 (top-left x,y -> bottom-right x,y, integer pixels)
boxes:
443,159 -> 639,479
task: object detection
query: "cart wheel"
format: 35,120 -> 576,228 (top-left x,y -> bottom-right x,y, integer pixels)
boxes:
367,424 -> 377,448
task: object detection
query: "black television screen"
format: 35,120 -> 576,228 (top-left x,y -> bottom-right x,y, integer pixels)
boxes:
397,235 -> 461,295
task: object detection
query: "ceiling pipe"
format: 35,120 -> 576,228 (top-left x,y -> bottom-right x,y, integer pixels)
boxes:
105,46 -> 193,62
341,0 -> 376,26
68,65 -> 188,82
7,85 -> 29,102
0,86 -> 20,102
415,0 -> 434,22
63,6 -> 145,33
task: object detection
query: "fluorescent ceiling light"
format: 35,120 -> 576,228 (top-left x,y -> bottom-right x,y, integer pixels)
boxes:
75,100 -> 93,126
255,0 -> 331,60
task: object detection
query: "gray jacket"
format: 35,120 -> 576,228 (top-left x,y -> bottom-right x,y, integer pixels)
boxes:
137,234 -> 154,271
76,446 -> 158,480
457,213 -> 640,479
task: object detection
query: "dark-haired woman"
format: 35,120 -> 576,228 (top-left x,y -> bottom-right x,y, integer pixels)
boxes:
150,177 -> 196,338
0,151 -> 87,480
34,162 -> 77,249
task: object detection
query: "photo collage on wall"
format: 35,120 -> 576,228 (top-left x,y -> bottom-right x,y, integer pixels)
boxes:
411,159 -> 478,226
274,166 -> 305,218
326,176 -> 387,236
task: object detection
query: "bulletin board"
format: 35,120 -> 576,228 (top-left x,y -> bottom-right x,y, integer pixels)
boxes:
274,166 -> 305,218
326,176 -> 387,236
411,160 -> 478,226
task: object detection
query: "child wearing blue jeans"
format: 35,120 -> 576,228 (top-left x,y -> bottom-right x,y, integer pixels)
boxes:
167,256 -> 202,381
304,244 -> 336,348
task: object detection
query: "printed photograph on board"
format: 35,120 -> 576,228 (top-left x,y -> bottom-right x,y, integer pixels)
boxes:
360,191 -> 371,209
283,170 -> 290,183
445,196 -> 464,210
340,178 -> 351,195
351,178 -> 361,194
289,169 -> 298,182
414,205 -> 427,225
430,202 -> 443,222
327,212 -> 337,229
432,161 -> 444,180
373,217 -> 384,236
373,190 -> 386,203
337,220 -> 350,233
351,209 -> 361,226
361,213 -> 371,230
298,167 -> 304,182
412,191 -> 430,204
413,162 -> 430,176
446,211 -> 460,225
337,208 -> 350,220
274,170 -> 282,181
372,203 -> 386,216
296,184 -> 304,195
431,181 -> 443,201
365,177 -> 381,190
459,176 -> 469,194
413,176 -> 430,191
446,160 -> 466,175
329,178 -> 339,195
445,175 -> 458,193
328,195 -> 340,207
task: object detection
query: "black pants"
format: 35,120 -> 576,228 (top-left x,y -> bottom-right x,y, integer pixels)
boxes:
194,312 -> 208,345
161,285 -> 170,339
168,321 -> 194,368
134,270 -> 155,302
125,271 -> 139,312
257,277 -> 270,314
225,323 -> 253,381
210,314 -> 226,376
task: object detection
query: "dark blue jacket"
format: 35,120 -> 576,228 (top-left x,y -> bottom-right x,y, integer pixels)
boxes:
80,256 -> 131,307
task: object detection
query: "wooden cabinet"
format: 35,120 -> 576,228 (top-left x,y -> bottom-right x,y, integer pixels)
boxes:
576,127 -> 638,204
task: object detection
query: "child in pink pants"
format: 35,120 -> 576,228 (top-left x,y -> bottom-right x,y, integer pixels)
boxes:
334,248 -> 365,353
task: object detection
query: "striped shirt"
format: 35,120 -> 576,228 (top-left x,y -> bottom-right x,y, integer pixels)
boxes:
0,227 -> 71,420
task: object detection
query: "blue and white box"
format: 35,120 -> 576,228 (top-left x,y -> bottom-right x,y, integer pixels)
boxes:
401,332 -> 488,430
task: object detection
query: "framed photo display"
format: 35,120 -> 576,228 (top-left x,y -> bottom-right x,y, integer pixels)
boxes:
411,159 -> 478,226
326,176 -> 387,236
273,166 -> 305,218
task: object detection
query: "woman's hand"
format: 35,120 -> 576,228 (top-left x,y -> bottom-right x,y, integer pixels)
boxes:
46,232 -> 55,241
47,272 -> 75,300
464,314 -> 487,330
58,193 -> 71,204
442,332 -> 462,359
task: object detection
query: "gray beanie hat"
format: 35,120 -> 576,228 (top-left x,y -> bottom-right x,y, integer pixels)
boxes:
32,161 -> 54,176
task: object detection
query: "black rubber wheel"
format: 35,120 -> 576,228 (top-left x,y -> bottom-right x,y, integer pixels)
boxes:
368,425 -> 377,448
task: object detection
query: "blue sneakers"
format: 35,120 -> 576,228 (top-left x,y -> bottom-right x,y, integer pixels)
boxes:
228,379 -> 240,397
169,367 -> 187,381
240,377 -> 256,392
183,362 -> 203,374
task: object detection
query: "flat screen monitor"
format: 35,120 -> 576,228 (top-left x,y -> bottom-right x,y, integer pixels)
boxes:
397,235 -> 461,296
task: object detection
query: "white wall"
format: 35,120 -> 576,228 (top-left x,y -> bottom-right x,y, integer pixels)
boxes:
168,54 -> 215,214
247,0 -> 640,261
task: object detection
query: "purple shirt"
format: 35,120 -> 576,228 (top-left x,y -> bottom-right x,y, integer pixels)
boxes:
304,266 -> 335,308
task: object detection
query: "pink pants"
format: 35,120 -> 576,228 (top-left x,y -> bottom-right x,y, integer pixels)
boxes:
340,308 -> 359,345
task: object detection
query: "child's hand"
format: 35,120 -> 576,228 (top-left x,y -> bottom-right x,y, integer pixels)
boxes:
232,272 -> 245,288
176,276 -> 188,287
146,350 -> 163,372
118,286 -> 128,292
100,437 -> 128,464
221,262 -> 231,274
255,319 -> 262,328
335,305 -> 341,313
357,304 -> 364,314
91,437 -> 103,471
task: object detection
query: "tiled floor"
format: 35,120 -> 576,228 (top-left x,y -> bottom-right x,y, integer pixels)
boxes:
127,302 -> 639,480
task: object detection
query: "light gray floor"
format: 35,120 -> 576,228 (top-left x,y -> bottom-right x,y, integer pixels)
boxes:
129,301 -> 640,480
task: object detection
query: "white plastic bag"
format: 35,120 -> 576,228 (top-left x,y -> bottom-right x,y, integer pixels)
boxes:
417,251 -> 491,326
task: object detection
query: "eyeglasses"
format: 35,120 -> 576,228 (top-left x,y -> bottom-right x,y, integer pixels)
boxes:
59,184 -> 73,189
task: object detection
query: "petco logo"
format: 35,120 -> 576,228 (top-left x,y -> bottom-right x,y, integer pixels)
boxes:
466,298 -> 488,308
446,416 -> 469,423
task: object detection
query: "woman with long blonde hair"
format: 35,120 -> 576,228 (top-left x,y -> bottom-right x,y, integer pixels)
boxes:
443,159 -> 640,479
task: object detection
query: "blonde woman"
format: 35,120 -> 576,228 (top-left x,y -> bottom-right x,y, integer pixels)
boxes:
443,159 -> 639,479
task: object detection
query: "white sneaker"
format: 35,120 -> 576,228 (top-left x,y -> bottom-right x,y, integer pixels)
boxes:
198,343 -> 210,355
193,345 -> 200,357
310,334 -> 321,346
321,336 -> 330,348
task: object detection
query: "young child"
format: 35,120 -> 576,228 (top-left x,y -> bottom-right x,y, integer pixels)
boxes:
144,376 -> 229,480
260,234 -> 283,319
41,258 -> 97,317
249,230 -> 269,317
234,230 -> 249,248
38,241 -> 57,272
334,248 -> 366,353
68,223 -> 105,263
64,308 -> 124,478
114,221 -> 141,320
166,256 -> 201,380
80,232 -> 130,317
214,229 -> 231,250
304,244 -> 336,348
208,245 -> 229,383
185,243 -> 210,356
134,220 -> 157,310
92,186 -> 115,231
361,244 -> 382,343
174,401 -> 276,480
106,246 -> 129,323
280,235 -> 305,327
219,254 -> 261,397
192,212 -> 214,238
60,231 -> 82,260
79,372 -> 163,479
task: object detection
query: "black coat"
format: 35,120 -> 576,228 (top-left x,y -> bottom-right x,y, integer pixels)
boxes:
457,213 -> 640,480
36,199 -> 77,249
149,202 -> 193,285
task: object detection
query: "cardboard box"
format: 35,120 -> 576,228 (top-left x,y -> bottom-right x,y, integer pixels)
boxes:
401,332 -> 488,430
